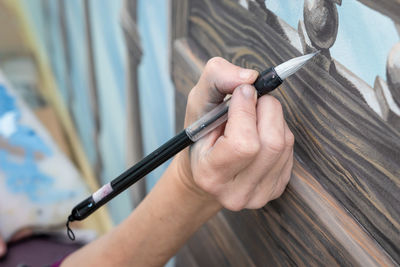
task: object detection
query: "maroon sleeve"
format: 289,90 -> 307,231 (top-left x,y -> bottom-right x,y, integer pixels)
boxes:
50,256 -> 67,267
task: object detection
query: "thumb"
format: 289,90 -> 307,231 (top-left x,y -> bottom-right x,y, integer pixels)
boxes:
185,57 -> 258,126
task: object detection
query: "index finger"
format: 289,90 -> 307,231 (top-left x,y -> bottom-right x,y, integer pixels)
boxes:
192,57 -> 259,110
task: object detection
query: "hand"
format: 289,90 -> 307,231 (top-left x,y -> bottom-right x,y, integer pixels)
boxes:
0,235 -> 5,258
176,57 -> 294,211
0,229 -> 33,258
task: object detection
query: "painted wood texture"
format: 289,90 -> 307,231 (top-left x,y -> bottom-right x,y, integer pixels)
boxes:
171,0 -> 400,265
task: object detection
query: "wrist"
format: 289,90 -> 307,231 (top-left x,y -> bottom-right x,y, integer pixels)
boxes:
170,150 -> 222,210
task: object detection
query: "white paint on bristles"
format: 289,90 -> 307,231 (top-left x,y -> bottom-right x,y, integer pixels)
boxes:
275,52 -> 318,80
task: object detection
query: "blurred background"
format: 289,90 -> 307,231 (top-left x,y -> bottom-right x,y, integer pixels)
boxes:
0,0 -> 176,264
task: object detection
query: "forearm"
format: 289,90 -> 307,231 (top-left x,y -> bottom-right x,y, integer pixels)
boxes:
62,153 -> 221,267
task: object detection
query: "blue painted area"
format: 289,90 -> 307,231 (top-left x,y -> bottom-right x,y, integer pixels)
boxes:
265,0 -> 398,86
0,85 -> 50,155
20,0 -> 176,224
88,0 -> 132,224
21,0 -> 133,223
331,1 -> 398,86
265,0 -> 303,29
0,151 -> 75,204
9,125 -> 51,156
63,0 -> 97,166
0,84 -> 17,116
138,0 -> 175,191
137,2 -> 176,263
0,84 -> 75,203
46,1 -> 70,107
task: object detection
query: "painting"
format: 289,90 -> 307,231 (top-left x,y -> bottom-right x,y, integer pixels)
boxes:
0,71 -> 88,241
170,0 -> 400,265
253,0 -> 400,130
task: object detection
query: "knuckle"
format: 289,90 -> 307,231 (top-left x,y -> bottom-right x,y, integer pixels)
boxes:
273,186 -> 286,200
286,131 -> 295,147
250,199 -> 268,209
233,105 -> 257,120
222,197 -> 247,211
231,138 -> 260,158
272,180 -> 289,200
205,57 -> 226,73
262,133 -> 285,154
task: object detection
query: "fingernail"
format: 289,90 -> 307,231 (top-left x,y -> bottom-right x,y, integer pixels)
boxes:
239,69 -> 254,80
241,85 -> 255,99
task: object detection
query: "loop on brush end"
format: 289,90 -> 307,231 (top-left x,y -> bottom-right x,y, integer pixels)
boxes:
66,218 -> 75,241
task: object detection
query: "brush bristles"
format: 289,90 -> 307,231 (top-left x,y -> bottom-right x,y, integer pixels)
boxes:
275,51 -> 319,80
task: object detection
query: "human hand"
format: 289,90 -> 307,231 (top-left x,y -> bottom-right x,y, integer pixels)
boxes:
0,235 -> 5,258
175,57 -> 294,211
0,228 -> 33,258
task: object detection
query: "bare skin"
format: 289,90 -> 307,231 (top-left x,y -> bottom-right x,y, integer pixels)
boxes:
0,236 -> 5,257
0,228 -> 33,258
61,57 -> 294,266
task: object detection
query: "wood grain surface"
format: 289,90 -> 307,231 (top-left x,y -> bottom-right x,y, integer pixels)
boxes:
171,0 -> 400,265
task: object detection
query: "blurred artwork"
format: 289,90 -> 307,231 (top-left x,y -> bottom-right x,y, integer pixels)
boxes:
0,70 -> 88,241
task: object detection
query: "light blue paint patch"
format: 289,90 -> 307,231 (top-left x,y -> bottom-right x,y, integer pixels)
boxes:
9,125 -> 52,156
64,0 -> 97,166
138,0 -> 175,191
331,1 -> 398,86
0,84 -> 17,116
0,84 -> 75,203
265,0 -> 303,29
88,0 -> 131,224
0,151 -> 76,204
46,1 -> 70,104
89,0 -> 126,103
0,85 -> 51,156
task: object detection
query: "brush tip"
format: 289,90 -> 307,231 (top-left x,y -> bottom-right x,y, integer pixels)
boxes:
274,51 -> 318,80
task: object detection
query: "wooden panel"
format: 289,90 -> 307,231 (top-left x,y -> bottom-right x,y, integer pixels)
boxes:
172,0 -> 400,265
180,212 -> 257,267
221,163 -> 395,266
172,40 -> 396,265
171,39 -> 203,131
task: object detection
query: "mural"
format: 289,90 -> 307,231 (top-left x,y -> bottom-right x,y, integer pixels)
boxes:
240,0 -> 400,130
170,0 -> 400,265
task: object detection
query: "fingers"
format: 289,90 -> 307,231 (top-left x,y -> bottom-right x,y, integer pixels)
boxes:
0,235 -> 6,258
257,95 -> 286,154
246,147 -> 293,209
186,57 -> 258,124
225,95 -> 287,191
245,120 -> 294,208
270,149 -> 294,200
221,96 -> 294,210
185,62 -> 295,212
205,85 -> 259,181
